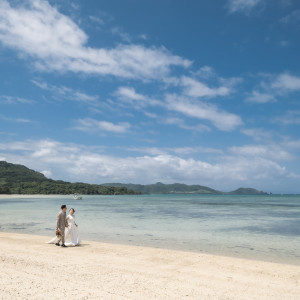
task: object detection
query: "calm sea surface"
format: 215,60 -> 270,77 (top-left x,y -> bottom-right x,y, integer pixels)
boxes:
0,194 -> 299,264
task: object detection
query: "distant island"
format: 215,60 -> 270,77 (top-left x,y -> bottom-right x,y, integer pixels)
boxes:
102,183 -> 268,195
0,161 -> 268,195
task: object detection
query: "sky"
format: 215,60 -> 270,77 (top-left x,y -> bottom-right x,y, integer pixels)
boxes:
0,0 -> 299,193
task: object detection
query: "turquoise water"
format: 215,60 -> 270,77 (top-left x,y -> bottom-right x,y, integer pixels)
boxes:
0,194 -> 299,264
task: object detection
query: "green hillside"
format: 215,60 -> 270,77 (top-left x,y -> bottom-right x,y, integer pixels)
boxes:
228,188 -> 267,195
103,182 -> 267,195
0,161 -> 139,195
102,182 -> 219,194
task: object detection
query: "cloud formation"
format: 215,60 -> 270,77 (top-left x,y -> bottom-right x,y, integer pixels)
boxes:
74,118 -> 131,134
31,80 -> 99,104
116,87 -> 147,101
280,9 -> 300,25
165,94 -> 243,131
246,72 -> 300,104
0,95 -> 35,104
0,114 -> 33,123
0,0 -> 244,135
114,81 -> 242,131
273,111 -> 300,125
180,76 -> 231,98
0,139 -> 298,192
272,74 -> 300,92
245,91 -> 276,103
227,0 -> 263,13
0,0 -> 191,80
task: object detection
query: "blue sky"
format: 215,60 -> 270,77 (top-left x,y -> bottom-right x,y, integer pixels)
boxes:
0,0 -> 299,193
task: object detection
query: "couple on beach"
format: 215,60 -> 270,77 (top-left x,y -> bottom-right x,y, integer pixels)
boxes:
48,205 -> 81,247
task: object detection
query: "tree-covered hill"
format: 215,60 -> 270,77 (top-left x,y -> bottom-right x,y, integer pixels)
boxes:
0,161 -> 139,195
102,182 -> 268,195
228,188 -> 267,195
102,182 -> 220,194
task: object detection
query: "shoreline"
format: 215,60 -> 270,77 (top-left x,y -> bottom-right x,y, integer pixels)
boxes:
1,193 -> 300,198
0,194 -> 300,266
1,229 -> 299,267
0,194 -> 63,198
1,194 -> 300,267
0,232 -> 299,299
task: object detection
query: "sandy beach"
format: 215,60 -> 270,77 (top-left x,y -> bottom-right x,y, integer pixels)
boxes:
0,232 -> 299,299
0,194 -> 65,198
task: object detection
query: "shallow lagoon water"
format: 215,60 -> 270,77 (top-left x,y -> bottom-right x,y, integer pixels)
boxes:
0,194 -> 299,264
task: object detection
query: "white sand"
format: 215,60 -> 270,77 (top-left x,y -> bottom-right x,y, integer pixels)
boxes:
0,194 -> 65,198
0,232 -> 299,299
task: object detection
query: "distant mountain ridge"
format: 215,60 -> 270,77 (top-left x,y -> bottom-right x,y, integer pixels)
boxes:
0,161 -> 267,195
102,182 -> 268,195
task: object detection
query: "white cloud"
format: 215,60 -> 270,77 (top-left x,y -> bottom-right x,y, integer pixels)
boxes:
116,87 -> 146,101
163,117 -> 211,132
165,94 -> 243,131
115,86 -> 162,108
279,40 -> 290,47
245,91 -> 276,103
111,26 -> 131,42
273,110 -> 300,125
74,118 -> 131,133
170,146 -> 222,155
180,76 -> 231,98
125,145 -> 222,156
229,145 -> 295,161
144,112 -> 157,119
193,66 -> 215,78
41,169 -> 52,178
138,34 -> 148,40
280,9 -> 300,24
89,16 -> 105,26
0,0 -> 191,80
272,74 -> 300,91
115,85 -> 240,132
219,155 -> 291,183
247,72 -> 300,105
0,131 -> 16,137
124,147 -> 168,156
0,114 -> 33,123
0,95 -> 35,104
227,0 -> 263,13
16,118 -> 32,123
241,128 -> 273,141
31,80 -> 99,104
285,139 -> 300,149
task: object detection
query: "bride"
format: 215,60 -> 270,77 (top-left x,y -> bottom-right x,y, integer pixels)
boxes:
64,208 -> 81,246
47,208 -> 81,246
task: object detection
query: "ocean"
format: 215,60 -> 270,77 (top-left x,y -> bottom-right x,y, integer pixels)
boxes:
0,194 -> 299,264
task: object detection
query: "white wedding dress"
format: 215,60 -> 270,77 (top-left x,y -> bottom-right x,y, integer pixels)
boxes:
64,215 -> 81,246
47,214 -> 81,246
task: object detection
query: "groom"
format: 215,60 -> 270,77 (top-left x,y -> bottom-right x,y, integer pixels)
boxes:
56,204 -> 68,247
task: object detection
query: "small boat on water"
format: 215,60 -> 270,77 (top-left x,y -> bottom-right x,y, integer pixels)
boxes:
73,193 -> 82,200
